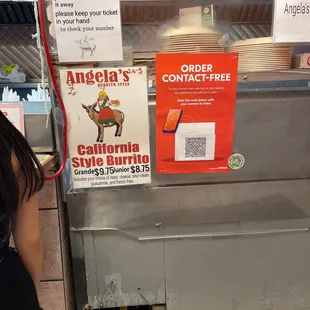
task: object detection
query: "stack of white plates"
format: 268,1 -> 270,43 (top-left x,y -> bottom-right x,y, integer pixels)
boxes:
227,37 -> 293,72
160,27 -> 224,54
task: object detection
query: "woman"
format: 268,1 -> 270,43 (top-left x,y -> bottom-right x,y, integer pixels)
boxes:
97,90 -> 115,125
0,110 -> 44,309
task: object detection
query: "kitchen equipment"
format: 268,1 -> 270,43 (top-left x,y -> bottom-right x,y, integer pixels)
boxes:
23,83 -> 51,102
1,86 -> 20,101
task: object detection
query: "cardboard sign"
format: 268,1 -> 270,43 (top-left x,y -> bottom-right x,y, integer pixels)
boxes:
180,5 -> 214,28
59,67 -> 151,189
273,0 -> 310,43
0,103 -> 25,135
293,53 -> 310,68
52,0 -> 123,62
156,53 -> 238,174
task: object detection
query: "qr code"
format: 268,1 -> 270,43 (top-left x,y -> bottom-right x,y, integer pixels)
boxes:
185,137 -> 207,158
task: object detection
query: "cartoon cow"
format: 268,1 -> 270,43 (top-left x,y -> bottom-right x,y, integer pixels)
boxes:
75,37 -> 96,58
81,102 -> 125,142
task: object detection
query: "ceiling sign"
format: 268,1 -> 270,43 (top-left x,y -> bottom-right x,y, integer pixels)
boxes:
273,0 -> 310,43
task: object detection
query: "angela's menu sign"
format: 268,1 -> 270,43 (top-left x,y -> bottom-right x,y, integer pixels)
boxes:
59,67 -> 151,189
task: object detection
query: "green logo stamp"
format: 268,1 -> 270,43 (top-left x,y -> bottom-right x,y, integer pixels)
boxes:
228,154 -> 245,170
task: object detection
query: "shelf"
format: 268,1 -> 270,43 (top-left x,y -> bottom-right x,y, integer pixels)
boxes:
0,82 -> 48,88
1,71 -> 310,97
0,101 -> 51,114
35,153 -> 57,173
148,69 -> 310,95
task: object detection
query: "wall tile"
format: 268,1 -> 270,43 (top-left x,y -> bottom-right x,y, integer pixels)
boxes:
38,180 -> 57,210
39,281 -> 65,310
40,210 -> 63,280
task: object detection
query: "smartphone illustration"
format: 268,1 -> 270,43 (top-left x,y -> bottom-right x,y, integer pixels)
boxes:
162,109 -> 183,133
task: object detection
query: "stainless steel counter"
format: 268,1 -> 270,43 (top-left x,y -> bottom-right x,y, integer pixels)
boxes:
66,79 -> 310,309
36,153 -> 56,171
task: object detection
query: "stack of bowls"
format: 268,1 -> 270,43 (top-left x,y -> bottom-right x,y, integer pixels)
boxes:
160,27 -> 224,54
226,37 -> 293,72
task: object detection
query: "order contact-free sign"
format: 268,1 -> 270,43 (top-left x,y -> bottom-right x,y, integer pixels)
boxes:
273,0 -> 310,43
52,0 -> 123,62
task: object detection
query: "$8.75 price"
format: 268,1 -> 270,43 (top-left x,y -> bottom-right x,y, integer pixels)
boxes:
130,164 -> 150,174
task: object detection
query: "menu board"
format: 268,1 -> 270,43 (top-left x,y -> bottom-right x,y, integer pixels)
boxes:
59,67 -> 151,189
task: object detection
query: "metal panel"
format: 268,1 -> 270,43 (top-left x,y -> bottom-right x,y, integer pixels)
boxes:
87,228 -> 165,308
70,231 -> 88,309
150,92 -> 310,186
69,217 -> 310,309
70,228 -> 165,309
0,26 -> 45,80
25,114 -> 54,150
165,220 -> 310,310
123,25 -> 160,52
67,179 -> 310,230
64,92 -> 310,192
226,24 -> 271,40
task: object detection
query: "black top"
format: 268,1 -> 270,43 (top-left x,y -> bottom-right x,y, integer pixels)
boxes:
0,229 -> 11,253
0,246 -> 41,309
0,145 -> 12,251
0,241 -> 8,261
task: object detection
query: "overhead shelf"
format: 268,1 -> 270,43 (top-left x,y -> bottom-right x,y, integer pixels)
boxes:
0,1 -> 272,25
237,70 -> 310,92
0,82 -> 45,88
149,70 -> 310,95
2,70 -> 310,95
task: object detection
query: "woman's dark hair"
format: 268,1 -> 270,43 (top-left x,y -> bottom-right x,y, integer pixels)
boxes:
0,110 -> 44,242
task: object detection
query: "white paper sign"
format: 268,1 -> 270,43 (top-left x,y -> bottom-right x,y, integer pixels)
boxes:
52,0 -> 123,62
59,67 -> 151,189
0,103 -> 25,135
273,0 -> 310,43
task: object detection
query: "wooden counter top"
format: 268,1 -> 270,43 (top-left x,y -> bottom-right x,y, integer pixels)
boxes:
35,153 -> 57,173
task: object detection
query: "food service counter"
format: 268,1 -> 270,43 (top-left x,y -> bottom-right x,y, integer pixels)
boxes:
10,153 -> 73,310
7,99 -> 74,310
39,155 -> 74,310
65,72 -> 310,310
